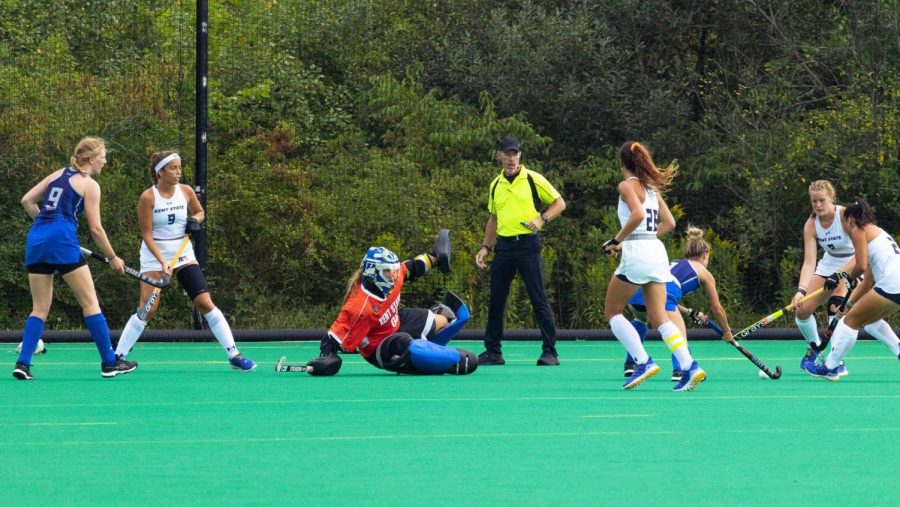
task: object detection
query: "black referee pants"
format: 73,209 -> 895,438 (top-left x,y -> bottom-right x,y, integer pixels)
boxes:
484,234 -> 557,353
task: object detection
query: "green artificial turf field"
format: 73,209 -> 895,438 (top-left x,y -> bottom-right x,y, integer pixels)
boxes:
2,340 -> 898,506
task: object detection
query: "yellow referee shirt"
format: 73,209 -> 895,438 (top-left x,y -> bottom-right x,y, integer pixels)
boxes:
487,165 -> 561,237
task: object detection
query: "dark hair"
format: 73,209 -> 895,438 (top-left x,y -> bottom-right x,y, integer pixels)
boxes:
843,199 -> 877,227
618,141 -> 677,194
148,150 -> 177,184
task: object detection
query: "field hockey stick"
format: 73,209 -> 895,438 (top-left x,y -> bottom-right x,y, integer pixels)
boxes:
733,287 -> 826,340
80,247 -> 169,288
704,319 -> 783,379
137,236 -> 191,321
811,278 -> 860,353
275,356 -> 312,373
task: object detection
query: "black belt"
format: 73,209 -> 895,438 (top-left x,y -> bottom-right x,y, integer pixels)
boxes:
497,233 -> 537,242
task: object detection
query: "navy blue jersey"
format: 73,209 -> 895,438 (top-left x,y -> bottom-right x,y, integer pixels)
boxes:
25,168 -> 86,265
34,167 -> 85,224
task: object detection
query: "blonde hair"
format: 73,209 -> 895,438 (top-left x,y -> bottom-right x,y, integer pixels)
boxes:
808,180 -> 836,202
683,225 -> 710,260
148,150 -> 177,184
70,137 -> 106,171
343,269 -> 362,303
618,141 -> 677,195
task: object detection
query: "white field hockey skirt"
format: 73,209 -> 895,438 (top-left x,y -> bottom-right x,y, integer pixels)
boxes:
814,252 -> 854,277
614,237 -> 671,285
140,237 -> 196,273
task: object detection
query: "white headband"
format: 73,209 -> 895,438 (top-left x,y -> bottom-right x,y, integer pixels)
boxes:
154,153 -> 180,174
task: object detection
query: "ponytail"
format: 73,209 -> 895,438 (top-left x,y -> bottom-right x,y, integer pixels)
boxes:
619,141 -> 677,194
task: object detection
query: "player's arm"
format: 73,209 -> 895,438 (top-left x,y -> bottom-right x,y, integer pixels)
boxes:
792,218 -> 818,307
656,195 -> 676,237
697,265 -> 734,342
137,189 -> 169,273
82,179 -> 122,272
20,170 -> 61,219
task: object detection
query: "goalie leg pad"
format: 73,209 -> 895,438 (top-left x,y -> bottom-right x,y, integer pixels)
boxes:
431,229 -> 451,274
431,300 -> 470,346
408,339 -> 461,374
446,348 -> 478,375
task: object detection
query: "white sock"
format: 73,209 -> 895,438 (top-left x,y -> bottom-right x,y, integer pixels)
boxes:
795,315 -> 821,347
204,308 -> 238,358
825,320 -> 858,369
115,314 -> 147,357
659,320 -> 694,369
863,320 -> 900,357
610,314 -> 649,364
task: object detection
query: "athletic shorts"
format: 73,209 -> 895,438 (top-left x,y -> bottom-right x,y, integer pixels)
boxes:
26,258 -> 87,275
629,280 -> 682,312
614,238 -> 671,285
398,308 -> 436,339
140,237 -> 196,272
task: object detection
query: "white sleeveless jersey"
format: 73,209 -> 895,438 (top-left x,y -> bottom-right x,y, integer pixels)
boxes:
617,179 -> 660,239
614,179 -> 670,284
868,231 -> 900,294
812,206 -> 855,276
815,206 -> 854,256
139,185 -> 196,272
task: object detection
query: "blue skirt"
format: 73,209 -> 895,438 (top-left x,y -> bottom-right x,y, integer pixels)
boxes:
25,220 -> 81,266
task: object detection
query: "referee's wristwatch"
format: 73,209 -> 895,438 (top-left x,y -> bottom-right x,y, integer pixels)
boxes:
540,212 -> 549,223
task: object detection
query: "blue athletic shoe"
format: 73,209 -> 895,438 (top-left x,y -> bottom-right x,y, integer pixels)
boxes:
800,347 -> 819,370
229,354 -> 257,371
835,362 -> 848,377
802,362 -> 840,381
673,361 -> 706,392
623,359 -> 660,390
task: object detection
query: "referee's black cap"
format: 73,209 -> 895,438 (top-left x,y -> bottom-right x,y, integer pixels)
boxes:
496,136 -> 521,153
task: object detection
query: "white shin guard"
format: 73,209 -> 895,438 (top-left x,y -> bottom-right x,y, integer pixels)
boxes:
115,314 -> 147,357
825,320 -> 858,369
795,315 -> 821,347
204,308 -> 238,358
863,320 -> 900,357
610,314 -> 649,364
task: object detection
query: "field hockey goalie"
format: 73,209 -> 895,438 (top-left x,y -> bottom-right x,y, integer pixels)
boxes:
306,232 -> 474,377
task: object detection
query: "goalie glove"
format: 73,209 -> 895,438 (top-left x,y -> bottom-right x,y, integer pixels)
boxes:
429,229 -> 451,274
306,352 -> 342,376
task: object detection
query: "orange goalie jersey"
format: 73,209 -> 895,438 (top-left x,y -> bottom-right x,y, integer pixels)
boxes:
327,263 -> 408,358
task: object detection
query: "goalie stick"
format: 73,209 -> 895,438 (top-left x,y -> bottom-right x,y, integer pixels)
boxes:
275,356 -> 312,374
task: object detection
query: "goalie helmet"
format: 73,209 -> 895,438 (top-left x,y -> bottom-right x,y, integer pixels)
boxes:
360,247 -> 401,295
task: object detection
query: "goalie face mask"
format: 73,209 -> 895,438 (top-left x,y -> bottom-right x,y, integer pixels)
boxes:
360,247 -> 401,295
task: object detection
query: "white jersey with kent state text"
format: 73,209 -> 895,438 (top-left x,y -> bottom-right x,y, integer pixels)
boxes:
813,206 -> 855,276
139,184 -> 196,272
614,178 -> 671,284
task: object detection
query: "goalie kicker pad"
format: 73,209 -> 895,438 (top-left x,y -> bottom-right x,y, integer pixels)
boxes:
408,339 -> 461,374
431,291 -> 470,346
431,229 -> 451,274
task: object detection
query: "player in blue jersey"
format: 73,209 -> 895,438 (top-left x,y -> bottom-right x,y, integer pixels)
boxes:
14,137 -> 138,380
623,226 -> 736,381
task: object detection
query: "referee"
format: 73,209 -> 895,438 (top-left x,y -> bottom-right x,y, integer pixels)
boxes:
475,136 -> 566,366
